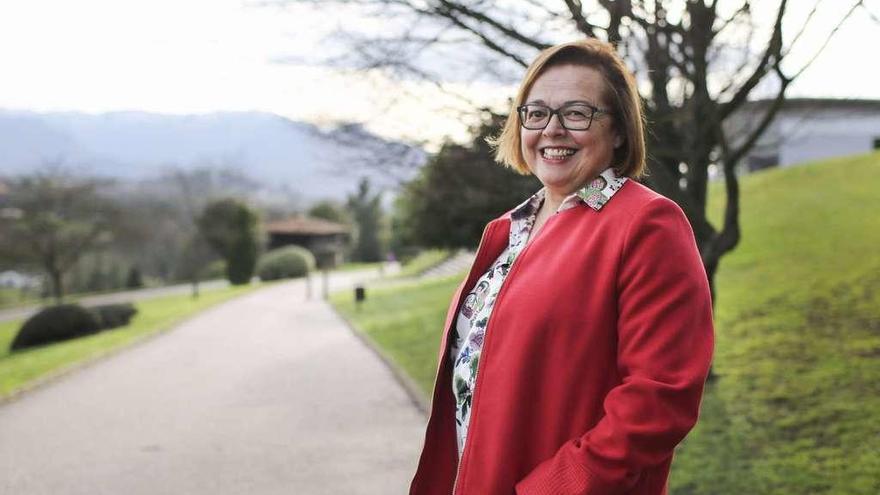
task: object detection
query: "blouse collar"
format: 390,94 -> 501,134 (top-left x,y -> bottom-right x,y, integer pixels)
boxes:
510,167 -> 629,221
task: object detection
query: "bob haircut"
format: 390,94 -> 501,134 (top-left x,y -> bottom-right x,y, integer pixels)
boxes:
491,39 -> 646,179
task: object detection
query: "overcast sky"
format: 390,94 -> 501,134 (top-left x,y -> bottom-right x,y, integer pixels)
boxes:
1,0 -> 878,145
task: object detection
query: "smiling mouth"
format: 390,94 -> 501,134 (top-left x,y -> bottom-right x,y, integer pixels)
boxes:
541,147 -> 578,160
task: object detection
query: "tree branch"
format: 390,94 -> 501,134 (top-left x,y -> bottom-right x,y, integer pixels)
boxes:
784,0 -> 821,51
436,7 -> 533,67
562,0 -> 598,37
787,0 -> 863,80
598,0 -> 632,43
726,75 -> 789,170
712,0 -> 750,37
719,0 -> 786,120
436,0 -> 550,51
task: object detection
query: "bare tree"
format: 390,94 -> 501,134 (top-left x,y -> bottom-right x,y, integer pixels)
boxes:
0,169 -> 117,303
158,165 -> 265,296
283,0 -> 865,295
109,165 -> 261,296
167,167 -> 216,298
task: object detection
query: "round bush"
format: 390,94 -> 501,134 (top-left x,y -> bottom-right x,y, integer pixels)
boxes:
257,246 -> 316,281
11,304 -> 101,352
90,303 -> 137,330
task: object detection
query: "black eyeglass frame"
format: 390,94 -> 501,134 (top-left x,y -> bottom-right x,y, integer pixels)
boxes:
516,102 -> 613,131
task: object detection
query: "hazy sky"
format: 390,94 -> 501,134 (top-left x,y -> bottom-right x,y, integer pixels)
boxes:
1,0 -> 878,145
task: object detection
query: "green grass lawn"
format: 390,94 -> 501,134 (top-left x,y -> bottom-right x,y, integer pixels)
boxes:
670,152 -> 880,495
330,151 -> 880,494
0,283 -> 261,399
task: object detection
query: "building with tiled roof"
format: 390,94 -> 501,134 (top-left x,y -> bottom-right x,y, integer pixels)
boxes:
264,216 -> 351,268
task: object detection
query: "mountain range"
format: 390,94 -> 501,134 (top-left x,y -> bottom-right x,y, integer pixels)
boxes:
0,109 -> 424,202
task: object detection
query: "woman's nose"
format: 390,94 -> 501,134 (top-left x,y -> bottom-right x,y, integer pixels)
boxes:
542,114 -> 566,137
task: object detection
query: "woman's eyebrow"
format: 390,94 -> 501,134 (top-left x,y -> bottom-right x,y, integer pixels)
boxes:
565,99 -> 597,106
524,99 -> 597,106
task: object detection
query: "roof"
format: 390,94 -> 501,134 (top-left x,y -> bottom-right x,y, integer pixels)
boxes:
740,97 -> 880,111
265,215 -> 350,235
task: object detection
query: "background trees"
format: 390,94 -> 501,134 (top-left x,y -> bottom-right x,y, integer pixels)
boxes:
296,0 -> 865,294
307,200 -> 351,225
0,171 -> 117,303
347,179 -> 386,262
197,199 -> 260,285
396,111 -> 540,248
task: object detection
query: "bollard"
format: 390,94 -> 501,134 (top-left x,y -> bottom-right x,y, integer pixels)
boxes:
354,285 -> 366,310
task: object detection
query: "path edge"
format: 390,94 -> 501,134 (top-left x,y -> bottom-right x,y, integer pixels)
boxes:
329,303 -> 430,419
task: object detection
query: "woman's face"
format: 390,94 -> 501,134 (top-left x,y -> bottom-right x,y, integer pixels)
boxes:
520,64 -> 622,200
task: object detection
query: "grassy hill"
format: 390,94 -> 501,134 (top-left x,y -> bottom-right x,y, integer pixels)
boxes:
672,152 -> 880,494
331,151 -> 880,494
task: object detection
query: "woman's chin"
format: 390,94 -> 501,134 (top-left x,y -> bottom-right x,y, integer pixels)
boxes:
535,175 -> 575,196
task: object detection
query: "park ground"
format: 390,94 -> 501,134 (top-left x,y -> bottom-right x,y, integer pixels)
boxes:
1,153 -> 877,494
332,152 -> 880,495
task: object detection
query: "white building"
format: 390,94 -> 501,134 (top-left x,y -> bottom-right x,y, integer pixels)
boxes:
728,98 -> 880,172
0,270 -> 41,289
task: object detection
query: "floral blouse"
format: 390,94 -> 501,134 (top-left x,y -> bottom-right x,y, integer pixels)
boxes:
450,167 -> 628,457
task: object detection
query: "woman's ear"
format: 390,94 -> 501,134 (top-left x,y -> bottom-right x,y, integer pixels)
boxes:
613,133 -> 624,149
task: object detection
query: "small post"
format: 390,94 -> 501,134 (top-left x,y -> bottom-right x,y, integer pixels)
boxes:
354,285 -> 366,310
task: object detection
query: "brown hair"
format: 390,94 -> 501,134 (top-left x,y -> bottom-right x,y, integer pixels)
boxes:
490,39 -> 646,178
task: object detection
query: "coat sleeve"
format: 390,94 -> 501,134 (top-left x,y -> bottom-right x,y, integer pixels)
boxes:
516,196 -> 715,495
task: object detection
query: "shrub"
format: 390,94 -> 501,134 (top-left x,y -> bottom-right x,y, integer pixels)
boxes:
257,246 -> 316,281
89,303 -> 138,330
227,234 -> 258,285
10,304 -> 101,351
198,198 -> 259,285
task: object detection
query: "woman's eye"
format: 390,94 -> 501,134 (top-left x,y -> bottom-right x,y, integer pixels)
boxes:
564,109 -> 589,121
528,110 -> 547,120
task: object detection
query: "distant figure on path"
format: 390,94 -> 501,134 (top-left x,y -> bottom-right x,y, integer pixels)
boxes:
409,38 -> 715,495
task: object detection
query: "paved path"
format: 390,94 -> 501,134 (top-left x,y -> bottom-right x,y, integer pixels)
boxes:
0,271 -> 425,495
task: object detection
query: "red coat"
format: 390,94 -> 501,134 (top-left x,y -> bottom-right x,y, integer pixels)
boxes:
409,180 -> 715,495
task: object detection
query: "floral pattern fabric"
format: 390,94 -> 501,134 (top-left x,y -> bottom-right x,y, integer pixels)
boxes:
450,167 -> 627,458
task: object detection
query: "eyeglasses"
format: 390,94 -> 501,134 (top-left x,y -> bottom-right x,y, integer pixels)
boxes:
517,102 -> 612,131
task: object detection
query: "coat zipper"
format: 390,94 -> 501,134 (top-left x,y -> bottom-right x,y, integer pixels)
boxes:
450,210 -> 565,494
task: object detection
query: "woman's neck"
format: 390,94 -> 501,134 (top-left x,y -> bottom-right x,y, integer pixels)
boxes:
542,189 -> 566,214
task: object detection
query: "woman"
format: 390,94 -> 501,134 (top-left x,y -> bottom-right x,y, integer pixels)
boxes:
409,39 -> 714,495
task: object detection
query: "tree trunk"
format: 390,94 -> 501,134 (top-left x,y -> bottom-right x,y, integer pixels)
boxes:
49,267 -> 64,305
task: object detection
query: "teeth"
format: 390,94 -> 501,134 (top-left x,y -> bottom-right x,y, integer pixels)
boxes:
543,147 -> 576,158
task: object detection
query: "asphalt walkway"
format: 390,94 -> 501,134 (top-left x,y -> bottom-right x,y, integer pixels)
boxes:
0,272 -> 426,494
